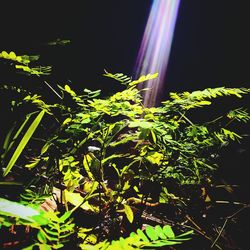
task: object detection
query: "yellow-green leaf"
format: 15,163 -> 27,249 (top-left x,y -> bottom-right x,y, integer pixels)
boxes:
146,151 -> 164,165
124,204 -> 134,223
3,110 -> 45,177
83,153 -> 95,180
151,130 -> 157,143
37,231 -> 47,243
145,225 -> 158,241
1,51 -> 9,58
63,117 -> 72,125
163,225 -> 175,238
9,51 -> 16,60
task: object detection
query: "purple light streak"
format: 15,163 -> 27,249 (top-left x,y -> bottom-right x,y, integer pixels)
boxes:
134,0 -> 181,107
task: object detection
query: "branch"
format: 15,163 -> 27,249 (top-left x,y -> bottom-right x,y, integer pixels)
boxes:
211,204 -> 250,248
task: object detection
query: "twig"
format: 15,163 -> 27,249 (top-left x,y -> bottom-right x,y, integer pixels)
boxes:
44,80 -> 63,99
211,204 -> 250,248
185,215 -> 223,250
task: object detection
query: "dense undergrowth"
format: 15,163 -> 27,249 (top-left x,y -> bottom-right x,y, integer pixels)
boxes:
0,49 -> 250,250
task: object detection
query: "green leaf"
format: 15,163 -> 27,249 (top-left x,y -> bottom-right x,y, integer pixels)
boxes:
2,123 -> 16,153
9,51 -> 16,60
124,204 -> 134,223
163,225 -> 175,238
58,211 -> 72,223
176,230 -> 194,238
154,225 -> 167,239
64,190 -> 84,208
103,70 -> 132,85
129,121 -> 152,129
32,214 -> 50,225
197,100 -> 211,106
136,229 -> 149,242
1,50 -> 9,58
145,225 -> 158,241
3,110 -> 45,177
37,230 -> 47,243
151,130 -> 157,143
53,243 -> 64,249
25,157 -> 41,169
147,241 -> 181,247
38,244 -> 52,250
128,73 -> 158,87
83,153 -> 95,181
146,151 -> 164,165
2,115 -> 30,159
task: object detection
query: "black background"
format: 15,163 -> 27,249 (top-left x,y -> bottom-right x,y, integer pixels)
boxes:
1,1 -> 250,95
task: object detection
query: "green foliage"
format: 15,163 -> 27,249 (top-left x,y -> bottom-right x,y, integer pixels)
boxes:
35,211 -> 75,249
47,38 -> 71,46
0,197 -> 75,249
103,70 -> 158,87
79,224 -> 193,249
227,107 -> 250,123
0,50 -> 52,76
0,50 -> 39,65
167,87 -> 250,110
1,49 -> 250,249
20,189 -> 51,206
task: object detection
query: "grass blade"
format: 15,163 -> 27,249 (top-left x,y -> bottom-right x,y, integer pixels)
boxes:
3,110 -> 45,177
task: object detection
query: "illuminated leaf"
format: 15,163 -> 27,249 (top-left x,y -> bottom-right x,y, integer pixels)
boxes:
151,130 -> 157,143
129,72 -> 158,86
3,110 -> 45,177
1,50 -> 8,58
63,117 -> 72,125
25,157 -> 41,169
146,151 -> 164,165
163,225 -> 175,238
145,225 -> 158,241
9,51 -> 16,60
155,225 -> 167,239
129,121 -> 152,129
124,204 -> 134,223
37,231 -> 47,243
83,153 -> 95,180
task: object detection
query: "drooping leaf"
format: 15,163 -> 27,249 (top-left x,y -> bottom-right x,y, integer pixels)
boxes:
3,110 -> 45,177
123,204 -> 134,223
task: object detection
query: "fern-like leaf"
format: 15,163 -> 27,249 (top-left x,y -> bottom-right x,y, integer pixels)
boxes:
227,108 -> 250,123
79,224 -> 193,249
167,87 -> 250,110
103,70 -> 132,85
102,70 -> 159,88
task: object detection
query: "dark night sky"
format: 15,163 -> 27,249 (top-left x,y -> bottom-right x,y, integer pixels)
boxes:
167,1 -> 250,93
1,1 -> 250,99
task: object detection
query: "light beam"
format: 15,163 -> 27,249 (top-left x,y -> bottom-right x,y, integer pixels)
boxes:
134,0 -> 180,107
